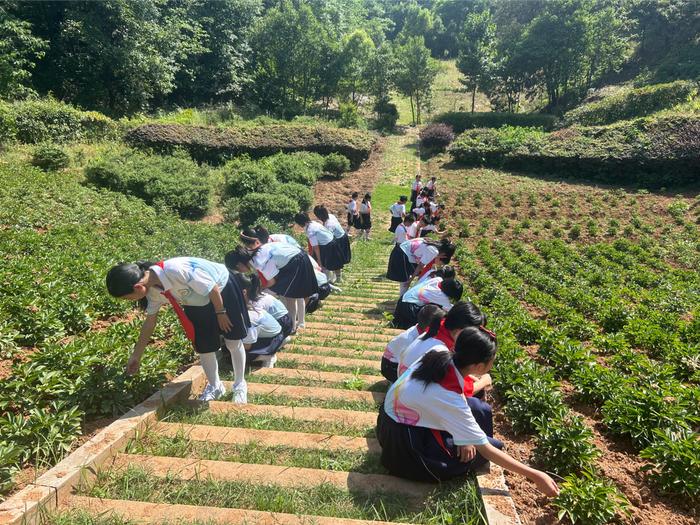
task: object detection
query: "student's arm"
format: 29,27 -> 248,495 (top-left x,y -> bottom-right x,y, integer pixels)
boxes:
476,443 -> 559,497
127,313 -> 159,375
313,245 -> 322,267
209,285 -> 233,332
471,374 -> 492,395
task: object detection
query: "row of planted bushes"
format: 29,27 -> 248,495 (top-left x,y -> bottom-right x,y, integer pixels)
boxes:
0,98 -> 117,144
449,115 -> 700,187
221,152 -> 349,226
125,123 -> 375,168
563,80 -> 699,126
432,111 -> 557,132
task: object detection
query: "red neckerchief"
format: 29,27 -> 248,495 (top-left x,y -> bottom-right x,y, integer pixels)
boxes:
463,375 -> 475,397
155,261 -> 196,343
416,324 -> 426,335
437,280 -> 443,291
418,259 -> 435,279
434,319 -> 455,350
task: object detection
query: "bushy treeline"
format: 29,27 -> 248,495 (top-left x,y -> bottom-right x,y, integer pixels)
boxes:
449,115 -> 700,187
2,0 -> 697,120
433,112 -> 557,133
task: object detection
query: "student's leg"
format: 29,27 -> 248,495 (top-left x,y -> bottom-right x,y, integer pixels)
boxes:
224,338 -> 246,388
335,268 -> 342,282
297,297 -> 306,328
283,296 -> 298,332
466,396 -> 495,437
199,352 -> 223,400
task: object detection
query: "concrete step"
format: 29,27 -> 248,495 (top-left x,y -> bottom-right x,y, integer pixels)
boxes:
300,327 -> 390,343
304,321 -> 402,336
276,353 -> 380,374
240,382 -> 386,405
249,367 -> 387,390
285,344 -> 384,360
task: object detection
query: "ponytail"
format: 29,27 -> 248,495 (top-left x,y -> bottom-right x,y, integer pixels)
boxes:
411,350 -> 453,386
225,246 -> 254,270
440,278 -> 463,302
444,301 -> 485,331
249,273 -> 263,302
421,308 -> 447,339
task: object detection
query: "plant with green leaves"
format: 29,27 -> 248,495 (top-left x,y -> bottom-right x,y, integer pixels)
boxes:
553,471 -> 630,525
640,428 -> 700,499
31,143 -> 70,171
532,413 -> 601,476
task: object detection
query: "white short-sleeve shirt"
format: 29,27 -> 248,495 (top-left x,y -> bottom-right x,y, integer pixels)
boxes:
251,292 -> 288,320
382,325 -> 420,364
324,214 -> 345,239
401,277 -> 453,311
394,224 -> 410,244
145,257 -> 229,316
347,200 -> 358,214
385,357 -> 488,446
308,254 -> 328,286
400,238 -> 439,266
390,203 -> 406,217
305,221 -> 334,247
242,308 -> 282,344
252,242 -> 301,280
269,233 -> 301,249
360,201 -> 371,214
412,180 -> 422,192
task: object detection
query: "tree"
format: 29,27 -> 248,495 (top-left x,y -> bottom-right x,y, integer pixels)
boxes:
457,9 -> 496,113
0,4 -> 46,99
393,36 -> 439,124
338,29 -> 375,103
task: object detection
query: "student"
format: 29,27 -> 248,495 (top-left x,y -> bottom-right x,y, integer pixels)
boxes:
106,258 -> 250,403
377,326 -> 560,496
225,242 -> 318,334
306,254 -> 334,314
294,213 -> 345,277
313,205 -> 351,278
397,301 -> 482,376
241,225 -> 301,250
234,273 -> 285,369
359,193 -> 372,240
416,264 -> 456,287
389,196 -> 408,233
394,214 -> 415,245
247,273 -> 293,337
425,176 -> 437,198
416,189 -> 428,208
412,204 -> 427,220
381,304 -> 441,383
386,237 -> 456,297
393,276 -> 464,329
410,174 -> 423,209
347,192 -> 361,232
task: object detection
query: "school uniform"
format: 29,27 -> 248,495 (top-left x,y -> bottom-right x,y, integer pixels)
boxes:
412,207 -> 427,219
393,223 -> 410,244
425,179 -> 436,197
406,223 -> 419,239
252,292 -> 292,337
420,223 -> 438,238
359,201 -> 372,229
347,200 -> 361,229
410,180 -> 423,208
416,195 -> 426,207
376,355 -> 499,482
393,277 -> 452,329
397,318 -> 454,376
305,255 -> 331,314
386,238 -> 440,283
381,324 -> 423,383
252,242 -> 318,299
243,308 -> 284,359
324,213 -> 351,265
146,258 -> 250,353
389,202 -> 406,233
305,221 -> 344,271
269,233 -> 301,249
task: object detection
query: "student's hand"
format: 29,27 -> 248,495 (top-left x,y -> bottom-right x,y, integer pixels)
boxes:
481,373 -> 493,390
217,312 -> 233,333
126,354 -> 141,376
457,445 -> 476,463
531,470 -> 559,497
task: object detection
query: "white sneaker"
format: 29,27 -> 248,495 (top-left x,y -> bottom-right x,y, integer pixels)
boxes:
282,336 -> 292,346
257,354 -> 277,368
199,381 -> 226,402
232,381 -> 248,404
330,284 -> 343,294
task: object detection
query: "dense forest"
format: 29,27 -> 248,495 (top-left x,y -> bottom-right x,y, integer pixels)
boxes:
2,0 -> 698,120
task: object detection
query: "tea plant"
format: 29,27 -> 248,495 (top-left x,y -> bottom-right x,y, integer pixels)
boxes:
553,471 -> 630,525
532,414 -> 601,476
640,428 -> 700,499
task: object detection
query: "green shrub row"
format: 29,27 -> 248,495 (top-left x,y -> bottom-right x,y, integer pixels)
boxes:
85,148 -> 212,219
432,111 -> 556,132
0,98 -> 117,144
449,115 -> 700,186
563,80 -> 699,126
125,123 -> 375,168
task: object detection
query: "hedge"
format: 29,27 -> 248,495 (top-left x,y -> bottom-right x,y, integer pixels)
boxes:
85,148 -> 211,219
563,81 -> 699,126
0,98 -> 117,144
125,123 -> 376,168
432,111 -> 556,132
449,115 -> 700,187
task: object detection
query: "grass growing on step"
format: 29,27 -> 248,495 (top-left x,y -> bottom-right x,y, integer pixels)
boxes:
48,511 -> 216,525
248,392 -> 381,412
83,465 -> 485,524
163,405 -> 375,437
284,344 -> 383,361
127,432 -> 385,474
293,332 -> 387,349
84,466 -> 411,521
243,370 -> 389,392
276,357 -> 380,376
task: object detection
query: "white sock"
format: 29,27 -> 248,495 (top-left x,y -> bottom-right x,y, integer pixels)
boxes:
335,269 -> 342,281
284,296 -> 298,331
225,338 -> 246,388
199,352 -> 220,387
297,298 -> 306,326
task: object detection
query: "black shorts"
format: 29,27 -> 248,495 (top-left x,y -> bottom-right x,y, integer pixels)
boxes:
183,271 -> 250,354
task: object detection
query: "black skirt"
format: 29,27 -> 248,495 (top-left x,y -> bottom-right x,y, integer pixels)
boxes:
339,233 -> 352,264
376,407 -> 481,483
410,190 -> 418,209
318,282 -> 331,301
360,212 -> 372,229
183,271 -> 250,353
381,356 -> 398,383
389,216 -> 402,233
270,252 -> 320,299
277,313 -> 293,337
247,331 -> 285,358
319,240 -> 345,271
392,300 -> 422,329
386,244 -> 416,283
